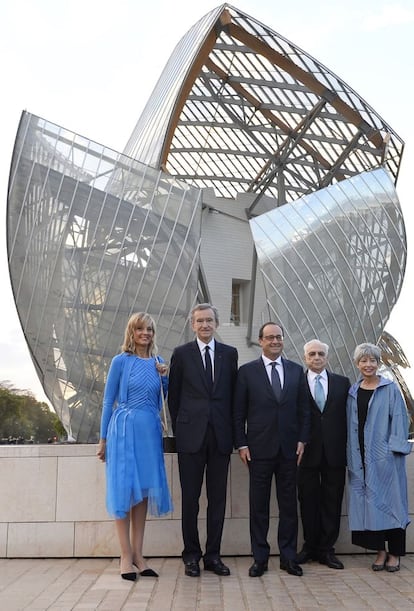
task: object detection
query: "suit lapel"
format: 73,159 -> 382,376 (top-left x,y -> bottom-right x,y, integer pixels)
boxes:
280,357 -> 289,398
324,371 -> 333,410
258,358 -> 277,399
213,341 -> 222,391
306,369 -> 321,413
191,341 -> 209,390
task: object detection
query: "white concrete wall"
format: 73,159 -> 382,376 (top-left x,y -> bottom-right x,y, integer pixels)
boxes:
200,191 -> 268,335
1,444 -> 413,558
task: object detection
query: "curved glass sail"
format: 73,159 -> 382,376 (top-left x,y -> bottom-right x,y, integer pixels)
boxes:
250,168 -> 406,375
8,113 -> 202,442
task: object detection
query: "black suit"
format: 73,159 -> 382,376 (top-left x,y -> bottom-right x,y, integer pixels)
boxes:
233,357 -> 310,563
168,339 -> 238,563
297,370 -> 350,557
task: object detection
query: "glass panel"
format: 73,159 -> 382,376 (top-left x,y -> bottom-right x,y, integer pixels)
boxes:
7,113 -> 202,442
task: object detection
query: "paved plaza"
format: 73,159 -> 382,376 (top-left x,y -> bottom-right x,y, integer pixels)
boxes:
0,554 -> 413,610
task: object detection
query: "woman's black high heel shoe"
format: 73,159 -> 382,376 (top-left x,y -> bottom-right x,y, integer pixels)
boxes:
133,559 -> 159,577
119,558 -> 137,581
139,568 -> 158,577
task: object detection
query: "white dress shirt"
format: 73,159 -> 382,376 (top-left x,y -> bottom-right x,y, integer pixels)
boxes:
196,337 -> 215,380
307,369 -> 328,401
262,355 -> 284,388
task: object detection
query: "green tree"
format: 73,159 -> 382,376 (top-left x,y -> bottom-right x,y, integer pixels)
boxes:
0,383 -> 65,443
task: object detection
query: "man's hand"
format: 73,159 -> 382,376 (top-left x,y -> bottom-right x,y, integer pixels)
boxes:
296,441 -> 305,466
238,447 -> 251,465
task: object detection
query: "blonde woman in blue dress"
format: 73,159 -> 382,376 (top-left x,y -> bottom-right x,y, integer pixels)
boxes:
97,312 -> 172,581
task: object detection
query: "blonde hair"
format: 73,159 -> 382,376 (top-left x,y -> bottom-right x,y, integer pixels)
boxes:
122,312 -> 157,355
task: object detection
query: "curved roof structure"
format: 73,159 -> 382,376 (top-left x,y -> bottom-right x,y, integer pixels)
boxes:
7,5 -> 411,441
125,4 -> 404,209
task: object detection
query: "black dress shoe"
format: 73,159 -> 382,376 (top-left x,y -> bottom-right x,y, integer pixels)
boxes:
248,561 -> 268,577
121,571 -> 137,581
280,559 -> 303,576
319,553 -> 344,570
204,559 -> 231,576
184,560 -> 200,577
296,548 -> 315,564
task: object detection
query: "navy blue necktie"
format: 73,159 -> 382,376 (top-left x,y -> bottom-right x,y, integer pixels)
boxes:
271,361 -> 281,401
205,345 -> 213,386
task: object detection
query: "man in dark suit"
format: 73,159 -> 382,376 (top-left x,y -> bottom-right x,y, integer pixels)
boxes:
297,339 -> 350,569
233,322 -> 310,577
168,303 -> 238,577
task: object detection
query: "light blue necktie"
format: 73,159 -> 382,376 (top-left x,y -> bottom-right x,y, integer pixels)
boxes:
314,374 -> 325,412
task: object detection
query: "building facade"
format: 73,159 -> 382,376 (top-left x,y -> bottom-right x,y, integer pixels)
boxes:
7,5 -> 411,441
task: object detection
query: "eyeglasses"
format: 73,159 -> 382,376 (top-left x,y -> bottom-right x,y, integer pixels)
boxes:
194,318 -> 215,325
308,351 -> 326,357
262,335 -> 283,342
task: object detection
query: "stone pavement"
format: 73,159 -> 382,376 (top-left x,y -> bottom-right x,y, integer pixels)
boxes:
0,555 -> 413,610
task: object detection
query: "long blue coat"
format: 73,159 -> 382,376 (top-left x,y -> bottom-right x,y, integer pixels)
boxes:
346,375 -> 411,531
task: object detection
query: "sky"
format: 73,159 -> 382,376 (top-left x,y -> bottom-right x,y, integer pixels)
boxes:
1,0 -> 414,407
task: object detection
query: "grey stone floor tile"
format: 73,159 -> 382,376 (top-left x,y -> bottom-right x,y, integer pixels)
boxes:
0,556 -> 414,610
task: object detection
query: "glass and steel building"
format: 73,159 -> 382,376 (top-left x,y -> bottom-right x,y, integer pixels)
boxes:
7,4 -> 411,441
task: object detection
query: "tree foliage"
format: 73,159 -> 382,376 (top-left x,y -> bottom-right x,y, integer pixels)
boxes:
0,383 -> 65,443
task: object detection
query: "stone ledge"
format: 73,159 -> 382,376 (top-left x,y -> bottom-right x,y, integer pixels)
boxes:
0,446 -> 412,557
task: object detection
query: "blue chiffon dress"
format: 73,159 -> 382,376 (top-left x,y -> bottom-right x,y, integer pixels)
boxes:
100,352 -> 173,519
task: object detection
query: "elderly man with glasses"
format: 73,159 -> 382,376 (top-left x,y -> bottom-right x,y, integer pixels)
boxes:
297,339 -> 350,569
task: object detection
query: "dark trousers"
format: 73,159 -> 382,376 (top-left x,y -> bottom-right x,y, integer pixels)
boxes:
249,452 -> 298,563
297,452 -> 345,555
178,424 -> 230,563
352,529 -> 406,556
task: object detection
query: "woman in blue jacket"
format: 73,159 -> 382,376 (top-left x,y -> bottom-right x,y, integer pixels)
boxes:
347,343 -> 411,572
97,312 -> 172,580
